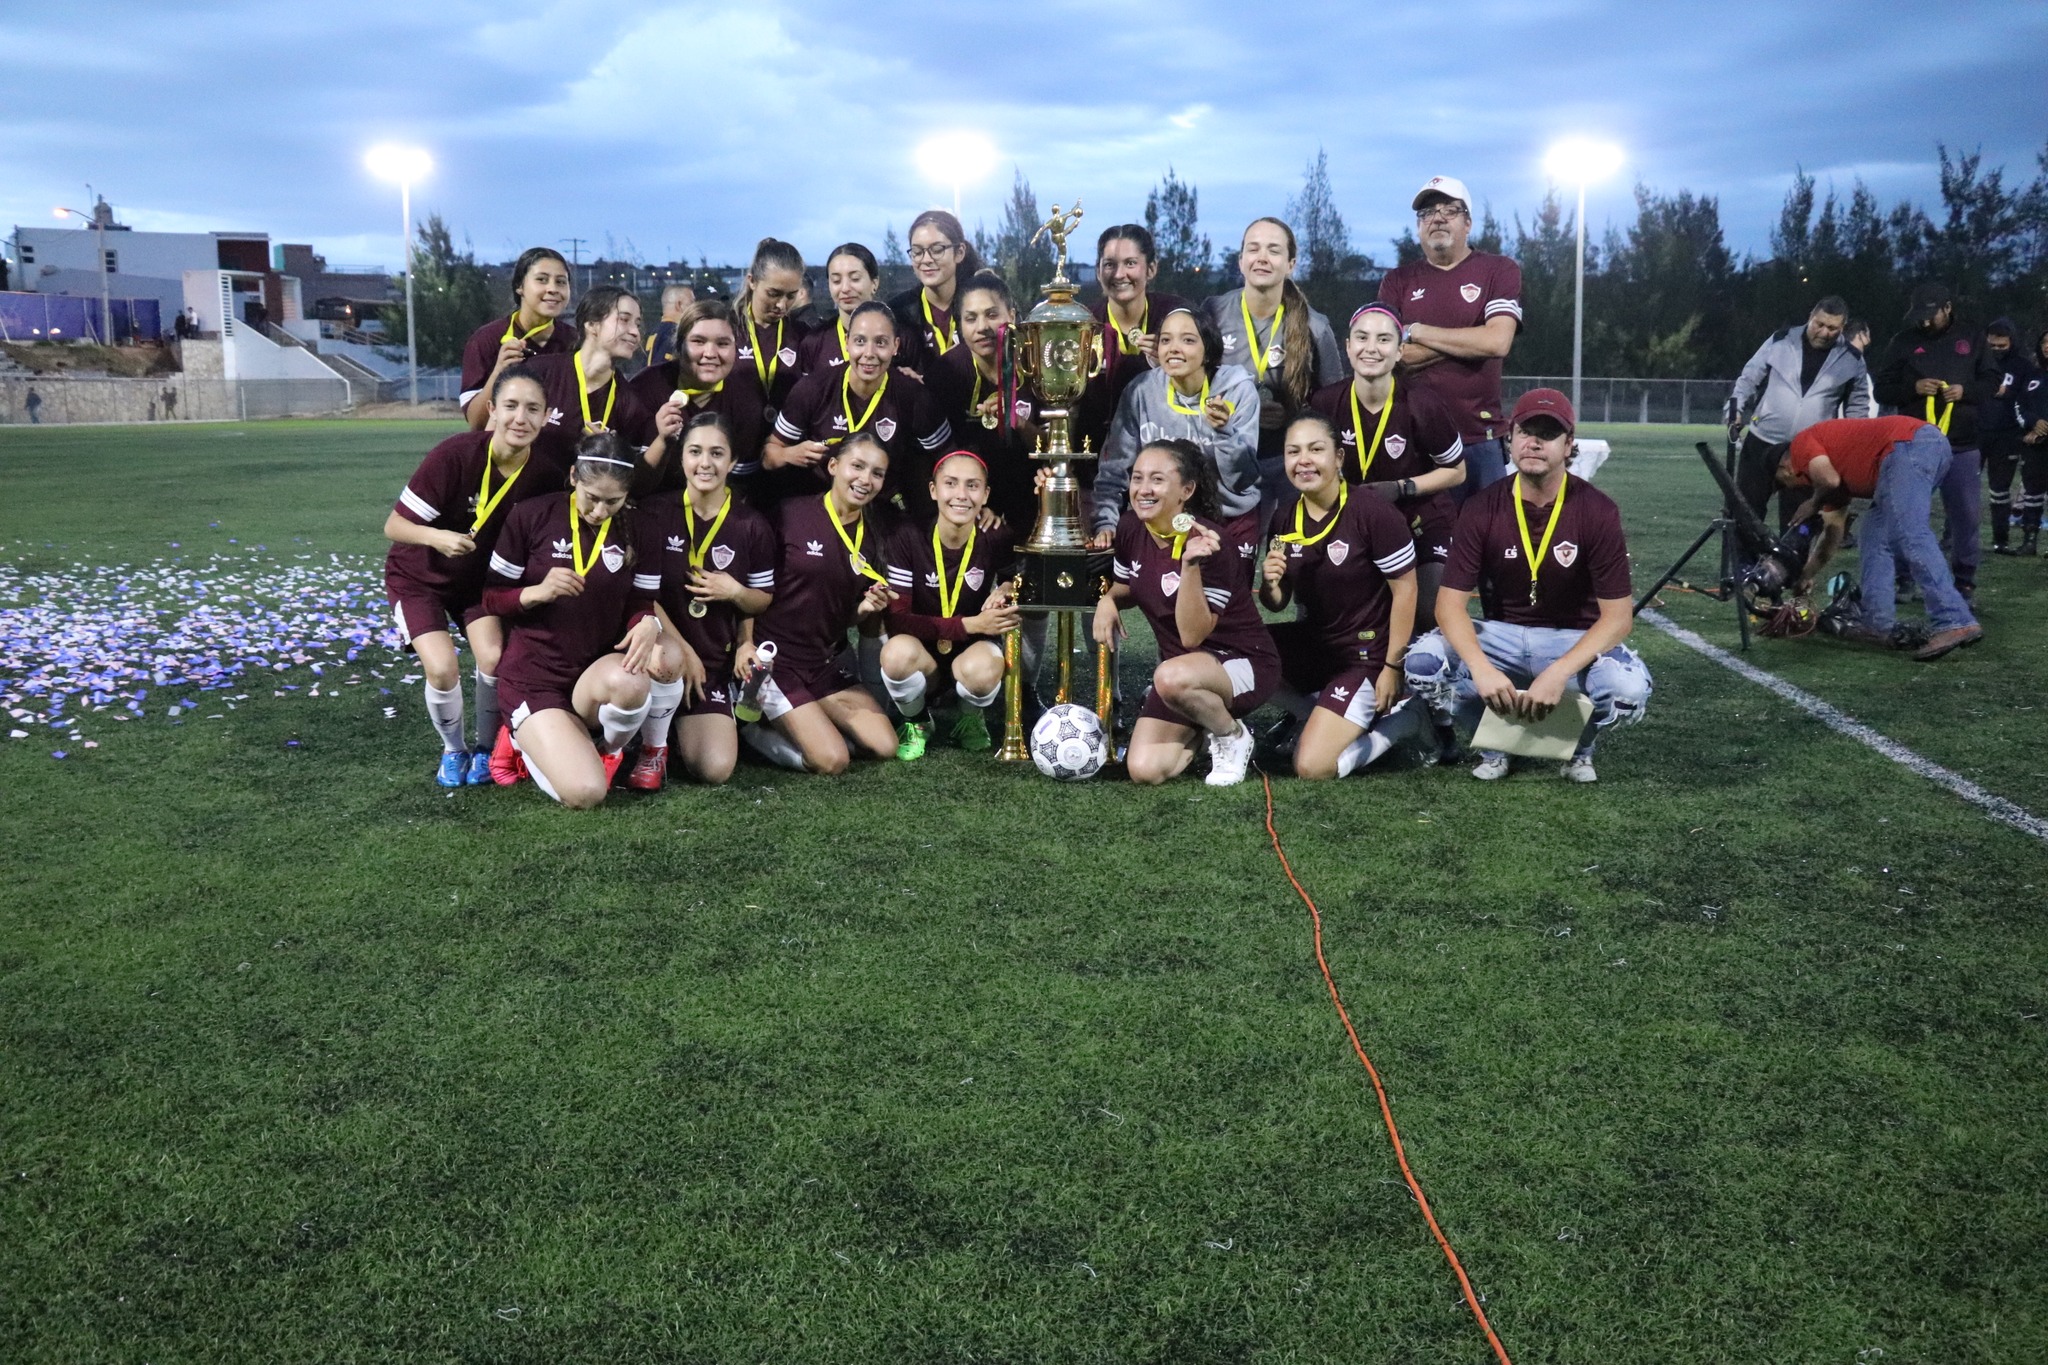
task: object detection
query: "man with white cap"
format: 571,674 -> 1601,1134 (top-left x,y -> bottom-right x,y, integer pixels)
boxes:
1376,175 -> 1524,498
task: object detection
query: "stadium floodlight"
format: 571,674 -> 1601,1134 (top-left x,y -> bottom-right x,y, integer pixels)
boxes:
915,131 -> 998,217
54,201 -> 114,348
365,144 -> 432,405
1543,138 -> 1624,414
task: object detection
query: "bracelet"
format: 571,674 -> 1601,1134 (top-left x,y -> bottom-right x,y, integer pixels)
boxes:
1401,324 -> 1415,346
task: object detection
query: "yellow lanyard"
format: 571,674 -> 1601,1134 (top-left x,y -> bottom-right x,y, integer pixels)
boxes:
841,371 -> 888,438
822,494 -> 886,583
836,313 -> 850,362
1106,297 -> 1148,355
471,440 -> 524,534
500,313 -> 552,347
1347,376 -> 1398,481
568,493 -> 611,576
679,378 -> 724,404
1165,373 -> 1210,416
1925,393 -> 1953,434
745,309 -> 782,390
932,521 -> 977,617
1240,291 -> 1284,381
1278,485 -> 1348,548
683,490 -> 732,572
1511,474 -> 1568,605
574,351 -> 616,433
922,291 -> 956,356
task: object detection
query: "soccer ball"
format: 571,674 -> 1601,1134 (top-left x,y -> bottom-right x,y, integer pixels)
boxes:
1030,703 -> 1109,781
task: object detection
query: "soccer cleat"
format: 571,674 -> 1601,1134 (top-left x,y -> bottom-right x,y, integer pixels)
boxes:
435,751 -> 467,788
600,748 -> 627,786
895,718 -> 931,761
2020,529 -> 2039,556
488,726 -> 526,785
1471,752 -> 1511,781
1203,721 -> 1254,787
465,750 -> 493,785
1913,622 -> 1984,661
950,707 -> 991,753
626,744 -> 668,791
1560,754 -> 1598,783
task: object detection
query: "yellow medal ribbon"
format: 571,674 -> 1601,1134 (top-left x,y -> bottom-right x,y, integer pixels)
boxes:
574,350 -> 616,433
684,490 -> 732,573
836,313 -> 850,362
1165,373 -> 1210,416
500,313 -> 553,347
1106,297 -> 1148,355
840,370 -> 888,440
679,378 -> 725,404
1347,375 -> 1398,482
1925,393 -> 1953,434
1511,473 -> 1568,605
822,494 -> 886,583
1240,291 -> 1285,381
745,309 -> 783,391
471,440 -> 524,534
568,492 -> 612,576
932,521 -> 977,618
1277,484 -> 1349,548
922,290 -> 956,356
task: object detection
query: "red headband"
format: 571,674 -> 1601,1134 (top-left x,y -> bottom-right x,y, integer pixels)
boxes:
934,448 -> 987,473
1350,302 -> 1402,331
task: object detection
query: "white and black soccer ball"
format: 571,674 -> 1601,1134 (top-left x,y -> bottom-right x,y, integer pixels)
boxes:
1029,703 -> 1109,781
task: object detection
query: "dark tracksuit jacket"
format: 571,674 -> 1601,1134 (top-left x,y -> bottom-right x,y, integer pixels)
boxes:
1872,318 -> 2002,451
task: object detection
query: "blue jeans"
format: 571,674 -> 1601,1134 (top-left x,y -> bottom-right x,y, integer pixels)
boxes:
1404,622 -> 1652,759
1860,427 -> 1976,634
1936,444 -> 1981,586
1459,437 -> 1507,503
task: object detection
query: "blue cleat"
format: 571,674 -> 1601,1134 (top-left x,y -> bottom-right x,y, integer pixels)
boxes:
435,751 -> 467,787
465,750 -> 493,785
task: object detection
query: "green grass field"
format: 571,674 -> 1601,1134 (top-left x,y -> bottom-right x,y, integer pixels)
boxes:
3,418 -> 2045,1364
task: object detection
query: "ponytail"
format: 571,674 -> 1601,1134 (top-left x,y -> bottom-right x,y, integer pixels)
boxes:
1244,216 -> 1315,409
738,237 -> 805,318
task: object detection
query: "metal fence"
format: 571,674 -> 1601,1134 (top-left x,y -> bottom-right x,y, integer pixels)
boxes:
1502,376 -> 1734,425
375,372 -> 464,404
0,376 -> 352,425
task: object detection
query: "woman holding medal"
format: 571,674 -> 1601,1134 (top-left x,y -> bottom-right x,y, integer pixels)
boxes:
889,210 -> 987,379
927,272 -> 1040,534
1259,414 -> 1423,780
742,433 -> 903,775
880,451 -> 1021,759
481,432 -> 666,808
1073,224 -> 1192,461
1093,439 -> 1279,787
1307,303 -> 1466,632
460,247 -> 573,427
624,298 -> 767,495
1092,309 -> 1262,586
525,286 -> 675,480
628,412 -> 778,789
384,365 -> 554,786
795,243 -> 881,382
733,238 -> 808,409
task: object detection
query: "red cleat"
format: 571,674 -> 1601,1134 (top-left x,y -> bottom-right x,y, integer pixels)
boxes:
626,744 -> 667,791
488,725 -> 527,786
600,748 -> 626,787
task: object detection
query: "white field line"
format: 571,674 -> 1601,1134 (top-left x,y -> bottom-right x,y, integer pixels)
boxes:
1641,610 -> 2048,846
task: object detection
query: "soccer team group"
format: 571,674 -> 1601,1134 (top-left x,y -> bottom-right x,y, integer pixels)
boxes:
382,175 -> 1659,807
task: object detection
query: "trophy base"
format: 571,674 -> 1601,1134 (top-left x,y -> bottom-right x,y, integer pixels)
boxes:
1013,546 -> 1108,610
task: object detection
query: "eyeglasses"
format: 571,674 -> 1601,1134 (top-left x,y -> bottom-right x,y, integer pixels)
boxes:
907,243 -> 959,264
1416,202 -> 1469,223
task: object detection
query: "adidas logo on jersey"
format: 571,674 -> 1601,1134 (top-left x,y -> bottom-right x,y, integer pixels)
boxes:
1409,288 -> 1426,302
551,538 -> 571,558
923,571 -> 940,587
830,415 -> 848,430
1329,685 -> 1351,700
1237,542 -> 1256,559
805,540 -> 825,557
546,407 -> 564,426
666,534 -> 687,552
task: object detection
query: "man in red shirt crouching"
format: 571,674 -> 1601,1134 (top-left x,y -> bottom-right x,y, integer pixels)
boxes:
1776,416 -> 1984,661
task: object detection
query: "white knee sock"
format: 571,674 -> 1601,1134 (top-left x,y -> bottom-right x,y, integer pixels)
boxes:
523,749 -> 563,802
955,676 -> 1001,708
472,670 -> 499,749
883,668 -> 928,717
1335,730 -> 1392,778
424,683 -> 465,753
741,721 -> 808,771
597,699 -> 650,753
640,678 -> 684,747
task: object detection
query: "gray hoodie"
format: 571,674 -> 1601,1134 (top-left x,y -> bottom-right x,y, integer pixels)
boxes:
1094,364 -> 1263,534
1727,325 -> 1870,443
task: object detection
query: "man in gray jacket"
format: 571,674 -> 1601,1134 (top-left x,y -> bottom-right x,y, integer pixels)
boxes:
1727,296 -> 1870,526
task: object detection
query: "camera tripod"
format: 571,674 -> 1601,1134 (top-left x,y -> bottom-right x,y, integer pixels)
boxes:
1631,440 -> 1764,650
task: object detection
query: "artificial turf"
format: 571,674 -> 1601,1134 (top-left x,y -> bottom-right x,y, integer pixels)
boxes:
2,418 -> 2044,1363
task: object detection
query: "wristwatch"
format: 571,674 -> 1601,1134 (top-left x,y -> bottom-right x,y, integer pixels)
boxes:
1397,478 -> 1416,499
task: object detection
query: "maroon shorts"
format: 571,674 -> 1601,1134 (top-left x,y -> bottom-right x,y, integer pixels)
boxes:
1271,621 -> 1392,727
499,675 -> 578,731
1137,647 -> 1280,726
682,678 -> 737,720
1397,495 -> 1456,565
762,651 -> 862,715
386,578 -> 490,645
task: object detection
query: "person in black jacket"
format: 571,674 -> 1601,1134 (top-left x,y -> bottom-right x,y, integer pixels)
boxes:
1871,283 -> 2002,598
1980,319 -> 2034,554
2007,328 -> 2048,556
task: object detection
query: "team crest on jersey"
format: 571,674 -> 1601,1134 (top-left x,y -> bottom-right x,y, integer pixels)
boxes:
600,544 -> 626,573
546,407 -> 565,426
875,418 -> 898,441
777,347 -> 798,365
711,544 -> 735,570
966,566 -> 984,591
1553,541 -> 1578,567
1013,399 -> 1032,423
551,538 -> 571,558
1266,346 -> 1286,366
666,534 -> 687,552
1384,434 -> 1408,459
1460,282 -> 1482,303
1161,570 -> 1182,596
1955,338 -> 1972,355
804,540 -> 824,557
1327,539 -> 1350,566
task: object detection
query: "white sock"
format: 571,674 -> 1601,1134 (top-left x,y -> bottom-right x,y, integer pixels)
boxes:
955,676 -> 1001,708
472,670 -> 499,749
424,683 -> 465,753
524,752 -> 563,803
598,699 -> 649,753
1335,730 -> 1393,778
741,721 -> 808,770
640,678 -> 684,747
883,668 -> 928,717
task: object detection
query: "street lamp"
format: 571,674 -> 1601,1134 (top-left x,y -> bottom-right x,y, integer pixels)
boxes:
52,202 -> 113,348
1543,137 -> 1625,415
914,131 -> 998,217
365,143 -> 433,404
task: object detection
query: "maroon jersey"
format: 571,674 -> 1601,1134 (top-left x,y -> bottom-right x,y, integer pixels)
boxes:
1308,378 -> 1464,556
769,368 -> 953,514
1111,511 -> 1277,667
734,308 -> 805,408
1376,251 -> 1523,443
882,517 -> 1017,645
643,493 -> 777,668
458,313 -> 573,409
796,315 -> 853,384
624,361 -> 769,490
888,286 -> 962,379
524,350 -> 657,473
385,430 -> 554,601
484,492 -> 660,694
1267,491 -> 1418,670
1073,291 -> 1194,457
924,347 -> 1043,533
753,494 -> 897,676
1442,474 -> 1631,630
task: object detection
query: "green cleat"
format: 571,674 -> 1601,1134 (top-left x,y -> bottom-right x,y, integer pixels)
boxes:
950,706 -> 991,753
894,718 -> 931,761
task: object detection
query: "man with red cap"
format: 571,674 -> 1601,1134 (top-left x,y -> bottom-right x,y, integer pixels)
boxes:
1403,388 -> 1650,782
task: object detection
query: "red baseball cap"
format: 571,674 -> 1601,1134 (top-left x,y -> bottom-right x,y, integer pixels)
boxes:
1509,388 -> 1576,435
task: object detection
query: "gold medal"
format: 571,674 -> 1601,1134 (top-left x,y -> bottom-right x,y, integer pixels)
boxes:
937,639 -> 953,655
1170,513 -> 1195,534
981,411 -> 999,429
687,600 -> 708,618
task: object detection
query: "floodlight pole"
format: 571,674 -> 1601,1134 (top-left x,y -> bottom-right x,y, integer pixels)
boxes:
1571,180 -> 1586,416
400,178 -> 418,406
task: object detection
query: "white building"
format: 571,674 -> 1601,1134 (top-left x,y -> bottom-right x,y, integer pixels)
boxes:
8,199 -> 279,332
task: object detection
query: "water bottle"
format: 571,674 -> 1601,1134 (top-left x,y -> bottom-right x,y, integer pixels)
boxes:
733,640 -> 777,722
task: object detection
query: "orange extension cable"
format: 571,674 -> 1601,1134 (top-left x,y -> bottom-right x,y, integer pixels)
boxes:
1258,769 -> 1516,1365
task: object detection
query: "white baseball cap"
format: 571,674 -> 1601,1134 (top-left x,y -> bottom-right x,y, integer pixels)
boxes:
1411,176 -> 1473,211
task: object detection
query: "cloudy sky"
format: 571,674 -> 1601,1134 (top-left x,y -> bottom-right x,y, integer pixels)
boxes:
4,1 -> 2044,273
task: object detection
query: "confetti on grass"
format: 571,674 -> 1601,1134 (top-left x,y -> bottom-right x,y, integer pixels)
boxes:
0,549 -> 404,753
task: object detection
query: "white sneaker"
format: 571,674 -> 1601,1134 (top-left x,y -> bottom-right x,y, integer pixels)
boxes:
1560,754 -> 1598,783
1204,721 -> 1254,786
1471,752 -> 1511,781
